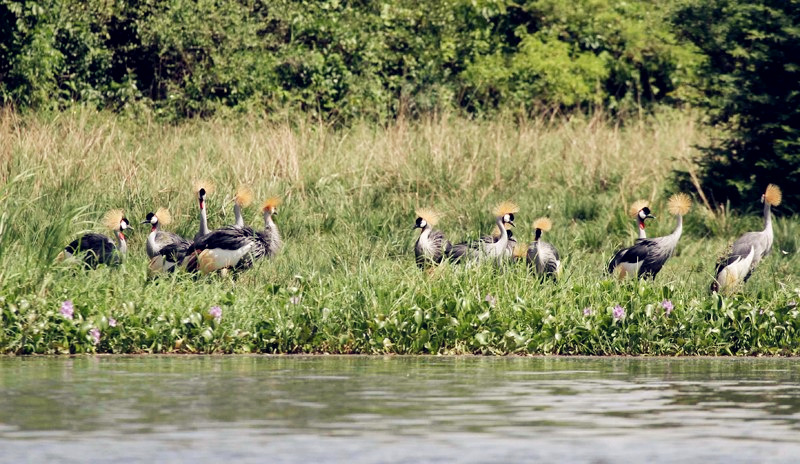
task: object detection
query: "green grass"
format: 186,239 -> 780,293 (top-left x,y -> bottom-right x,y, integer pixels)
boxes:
1,107 -> 798,355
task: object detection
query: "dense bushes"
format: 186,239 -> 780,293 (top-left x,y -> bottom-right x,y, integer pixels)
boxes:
673,0 -> 800,211
0,0 -> 696,120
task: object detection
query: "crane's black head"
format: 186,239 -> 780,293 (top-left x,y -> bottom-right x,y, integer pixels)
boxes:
507,229 -> 514,239
120,218 -> 130,230
142,212 -> 157,225
414,217 -> 427,230
503,213 -> 515,227
639,207 -> 655,221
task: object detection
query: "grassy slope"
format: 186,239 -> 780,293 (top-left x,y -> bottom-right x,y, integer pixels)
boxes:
0,108 -> 798,355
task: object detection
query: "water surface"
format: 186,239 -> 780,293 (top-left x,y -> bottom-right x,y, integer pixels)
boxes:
1,356 -> 799,463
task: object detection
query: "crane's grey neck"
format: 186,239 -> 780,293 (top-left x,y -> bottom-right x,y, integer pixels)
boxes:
763,201 -> 772,233
234,203 -> 244,228
146,228 -> 157,255
492,217 -> 508,257
671,214 -> 683,239
263,211 -> 282,254
198,201 -> 209,237
116,232 -> 128,254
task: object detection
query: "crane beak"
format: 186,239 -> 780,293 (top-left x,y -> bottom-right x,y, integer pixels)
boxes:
507,220 -> 516,227
646,214 -> 656,220
140,220 -> 150,225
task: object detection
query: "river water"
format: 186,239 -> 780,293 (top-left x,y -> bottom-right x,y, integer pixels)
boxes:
0,356 -> 798,463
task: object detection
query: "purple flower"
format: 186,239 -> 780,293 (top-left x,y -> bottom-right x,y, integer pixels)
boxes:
209,306 -> 222,322
289,295 -> 302,305
660,300 -> 674,315
583,307 -> 593,316
108,317 -> 117,328
613,305 -> 625,320
484,294 -> 496,308
89,328 -> 100,345
60,300 -> 74,319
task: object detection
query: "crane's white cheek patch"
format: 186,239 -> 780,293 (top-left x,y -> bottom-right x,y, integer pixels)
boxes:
198,245 -> 253,274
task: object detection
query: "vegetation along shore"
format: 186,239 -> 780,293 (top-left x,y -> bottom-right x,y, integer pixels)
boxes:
1,108 -> 798,355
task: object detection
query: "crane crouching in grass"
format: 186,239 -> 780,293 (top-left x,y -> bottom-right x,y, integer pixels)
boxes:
446,201 -> 518,264
57,210 -> 131,269
185,197 -> 282,274
711,184 -> 781,293
608,193 -> 691,280
413,208 -> 451,269
527,217 -> 561,280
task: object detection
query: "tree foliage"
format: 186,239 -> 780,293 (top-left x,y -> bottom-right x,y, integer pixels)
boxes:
673,0 -> 800,211
0,0 -> 696,121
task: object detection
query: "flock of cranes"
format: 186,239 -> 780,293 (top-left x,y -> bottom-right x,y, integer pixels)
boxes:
57,181 -> 782,294
414,184 -> 783,293
57,182 -> 282,275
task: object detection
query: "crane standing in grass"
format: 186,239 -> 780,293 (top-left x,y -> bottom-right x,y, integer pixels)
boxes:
527,217 -> 561,279
446,201 -> 518,264
57,210 -> 131,269
185,197 -> 282,274
232,187 -> 253,228
711,184 -> 781,293
608,193 -> 691,279
413,208 -> 451,269
142,207 -> 190,259
194,180 -> 215,242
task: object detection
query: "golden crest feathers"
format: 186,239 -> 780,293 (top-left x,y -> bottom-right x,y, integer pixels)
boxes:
513,243 -> 528,259
262,196 -> 281,212
628,199 -> 650,218
667,193 -> 692,216
155,207 -> 172,226
533,217 -> 552,232
103,209 -> 125,231
235,187 -> 254,207
764,184 -> 781,206
415,208 -> 441,226
492,201 -> 519,217
195,179 -> 215,194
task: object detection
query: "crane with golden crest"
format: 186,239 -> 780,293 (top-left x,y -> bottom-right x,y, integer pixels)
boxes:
142,207 -> 190,259
629,199 -> 656,239
526,217 -> 561,279
232,186 -> 254,228
608,193 -> 691,279
413,208 -> 451,268
57,209 -> 131,268
194,179 -> 215,241
185,197 -> 282,274
446,201 -> 518,263
711,184 -> 781,293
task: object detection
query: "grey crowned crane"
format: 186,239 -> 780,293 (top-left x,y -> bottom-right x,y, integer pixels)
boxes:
413,208 -> 451,268
142,207 -> 190,259
194,180 -> 215,242
711,184 -> 781,293
629,199 -> 656,239
57,210 -> 130,268
446,201 -> 518,264
233,187 -> 254,228
185,197 -> 282,274
527,217 -> 561,279
608,193 -> 691,279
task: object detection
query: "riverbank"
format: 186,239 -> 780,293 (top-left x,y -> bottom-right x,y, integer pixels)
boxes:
1,108 -> 798,355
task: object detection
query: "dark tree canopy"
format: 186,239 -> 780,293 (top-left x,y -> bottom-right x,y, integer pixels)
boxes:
673,0 -> 800,211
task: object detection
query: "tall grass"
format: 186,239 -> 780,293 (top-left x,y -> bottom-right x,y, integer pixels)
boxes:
1,107 -> 798,355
